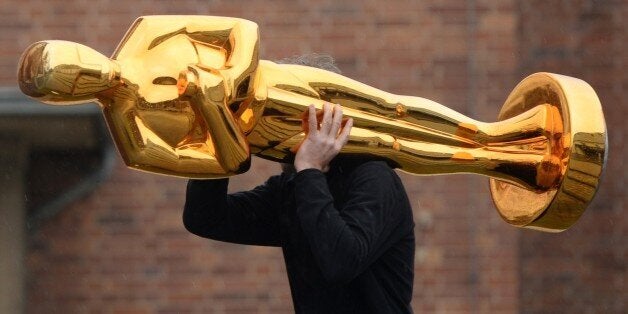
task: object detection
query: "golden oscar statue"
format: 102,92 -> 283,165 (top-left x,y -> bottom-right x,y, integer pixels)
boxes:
17,16 -> 607,232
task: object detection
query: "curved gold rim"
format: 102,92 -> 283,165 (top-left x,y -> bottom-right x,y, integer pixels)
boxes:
490,72 -> 607,232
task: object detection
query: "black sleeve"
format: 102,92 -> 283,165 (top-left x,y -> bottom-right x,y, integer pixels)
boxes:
293,162 -> 407,285
183,176 -> 283,247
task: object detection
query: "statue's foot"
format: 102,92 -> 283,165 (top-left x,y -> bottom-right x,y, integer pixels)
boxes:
534,104 -> 565,189
535,154 -> 562,189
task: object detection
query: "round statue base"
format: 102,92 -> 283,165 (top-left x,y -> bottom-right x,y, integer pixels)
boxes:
490,73 -> 607,232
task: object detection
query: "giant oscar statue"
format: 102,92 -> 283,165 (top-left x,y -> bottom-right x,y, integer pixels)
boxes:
17,16 -> 607,232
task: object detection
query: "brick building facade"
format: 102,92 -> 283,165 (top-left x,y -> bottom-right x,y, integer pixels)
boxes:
0,0 -> 624,313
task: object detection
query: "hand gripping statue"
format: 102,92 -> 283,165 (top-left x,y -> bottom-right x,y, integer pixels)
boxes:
17,16 -> 607,232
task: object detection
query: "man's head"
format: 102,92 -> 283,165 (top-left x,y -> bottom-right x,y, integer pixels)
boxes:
276,53 -> 342,174
18,40 -> 120,104
276,53 -> 342,74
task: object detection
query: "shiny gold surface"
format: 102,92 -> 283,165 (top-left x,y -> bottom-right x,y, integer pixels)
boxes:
489,73 -> 607,232
16,16 -> 607,232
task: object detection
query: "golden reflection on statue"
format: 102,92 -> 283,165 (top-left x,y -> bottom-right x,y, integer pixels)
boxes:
17,16 -> 607,232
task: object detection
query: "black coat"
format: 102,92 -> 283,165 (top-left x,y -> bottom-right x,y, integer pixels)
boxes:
184,160 -> 415,313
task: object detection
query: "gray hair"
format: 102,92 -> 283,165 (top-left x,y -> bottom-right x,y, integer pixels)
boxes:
275,53 -> 342,74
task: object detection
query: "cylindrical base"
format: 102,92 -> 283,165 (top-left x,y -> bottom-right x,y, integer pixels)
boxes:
490,72 -> 607,232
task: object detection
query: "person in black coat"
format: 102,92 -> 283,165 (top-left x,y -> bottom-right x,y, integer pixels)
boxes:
184,55 -> 415,313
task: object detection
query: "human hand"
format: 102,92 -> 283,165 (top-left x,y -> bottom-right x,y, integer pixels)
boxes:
294,103 -> 353,172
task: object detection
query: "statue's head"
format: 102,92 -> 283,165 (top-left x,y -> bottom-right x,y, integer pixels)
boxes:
18,40 -> 120,105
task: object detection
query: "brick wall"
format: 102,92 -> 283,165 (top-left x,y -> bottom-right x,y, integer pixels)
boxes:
518,1 -> 626,313
0,0 -> 623,313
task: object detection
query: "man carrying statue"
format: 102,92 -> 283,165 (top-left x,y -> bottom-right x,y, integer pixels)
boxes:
17,15 -> 607,313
